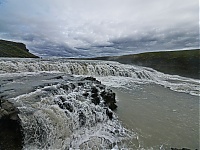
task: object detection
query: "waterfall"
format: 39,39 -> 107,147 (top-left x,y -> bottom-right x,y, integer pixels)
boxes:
1,74 -> 135,149
0,58 -> 199,96
0,58 -> 156,79
0,58 -> 199,149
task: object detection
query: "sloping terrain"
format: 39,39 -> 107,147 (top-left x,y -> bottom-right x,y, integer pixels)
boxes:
91,50 -> 200,79
0,39 -> 38,58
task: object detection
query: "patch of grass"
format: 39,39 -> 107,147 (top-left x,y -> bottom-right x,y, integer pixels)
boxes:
0,39 -> 38,58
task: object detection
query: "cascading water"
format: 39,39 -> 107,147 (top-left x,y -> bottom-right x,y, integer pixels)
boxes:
0,58 -> 199,96
0,71 -> 136,149
0,58 -> 199,149
13,77 -> 134,149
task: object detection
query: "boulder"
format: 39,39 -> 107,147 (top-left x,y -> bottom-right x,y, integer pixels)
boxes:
0,99 -> 19,120
100,90 -> 117,110
0,99 -> 23,150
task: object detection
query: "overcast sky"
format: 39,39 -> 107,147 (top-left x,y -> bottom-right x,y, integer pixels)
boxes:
0,0 -> 199,57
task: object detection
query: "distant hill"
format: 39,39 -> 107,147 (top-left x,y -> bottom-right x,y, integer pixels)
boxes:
90,49 -> 200,79
0,39 -> 39,58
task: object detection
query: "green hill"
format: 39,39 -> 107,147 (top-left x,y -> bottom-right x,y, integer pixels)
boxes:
91,49 -> 200,79
0,39 -> 39,58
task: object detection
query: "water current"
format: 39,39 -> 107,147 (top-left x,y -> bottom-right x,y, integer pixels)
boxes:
0,58 -> 199,149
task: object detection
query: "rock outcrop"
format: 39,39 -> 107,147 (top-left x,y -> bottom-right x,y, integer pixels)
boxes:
83,77 -> 117,110
54,76 -> 118,122
0,74 -> 119,149
0,99 -> 23,150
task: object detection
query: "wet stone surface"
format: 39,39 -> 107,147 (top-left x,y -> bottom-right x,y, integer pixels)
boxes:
0,99 -> 23,150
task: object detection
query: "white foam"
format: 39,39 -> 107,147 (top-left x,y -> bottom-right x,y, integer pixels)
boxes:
1,58 -> 199,95
12,80 -> 134,149
1,58 -> 199,149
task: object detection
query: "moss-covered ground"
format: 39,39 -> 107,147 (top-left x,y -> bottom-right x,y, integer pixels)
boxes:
0,39 -> 38,58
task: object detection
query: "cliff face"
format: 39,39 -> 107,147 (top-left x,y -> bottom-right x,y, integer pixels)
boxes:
0,39 -> 39,58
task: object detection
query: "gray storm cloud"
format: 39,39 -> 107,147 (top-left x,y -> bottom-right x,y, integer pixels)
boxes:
0,0 -> 199,57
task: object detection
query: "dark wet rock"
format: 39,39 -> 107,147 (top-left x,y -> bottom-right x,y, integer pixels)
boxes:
60,84 -> 69,91
78,82 -> 84,86
82,92 -> 89,97
56,97 -> 74,112
100,90 -> 117,110
83,77 -> 97,81
106,108 -> 113,120
0,119 -> 23,150
91,95 -> 100,105
82,77 -> 117,111
108,103 -> 117,111
63,102 -> 73,112
79,111 -> 86,127
91,86 -> 98,94
4,89 -> 15,92
60,96 -> 66,102
91,93 -> 98,98
171,148 -> 191,150
57,102 -> 64,109
53,76 -> 63,79
91,86 -> 101,105
0,99 -> 23,150
96,84 -> 105,90
3,79 -> 13,82
0,99 -> 19,120
83,77 -> 101,84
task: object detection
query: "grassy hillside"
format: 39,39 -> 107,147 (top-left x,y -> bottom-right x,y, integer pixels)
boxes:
0,39 -> 38,58
91,49 -> 200,79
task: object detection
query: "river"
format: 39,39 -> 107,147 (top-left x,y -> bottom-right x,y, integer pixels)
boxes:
0,58 -> 199,149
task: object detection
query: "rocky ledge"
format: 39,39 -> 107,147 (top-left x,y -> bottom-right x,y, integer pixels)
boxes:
55,76 -> 117,121
0,99 -> 23,150
0,74 -> 118,149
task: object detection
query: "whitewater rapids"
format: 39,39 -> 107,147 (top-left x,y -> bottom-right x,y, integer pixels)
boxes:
0,58 -> 199,149
0,58 -> 199,96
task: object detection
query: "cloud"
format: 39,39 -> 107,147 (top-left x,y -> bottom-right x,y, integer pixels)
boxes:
0,0 -> 199,57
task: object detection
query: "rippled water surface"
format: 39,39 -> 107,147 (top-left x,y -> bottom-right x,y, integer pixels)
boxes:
112,84 -> 199,149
